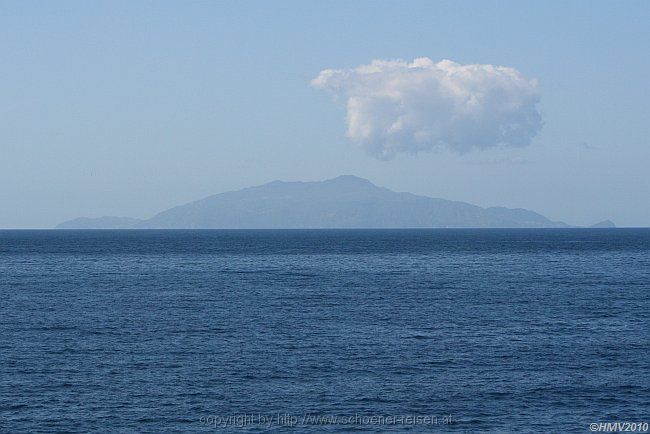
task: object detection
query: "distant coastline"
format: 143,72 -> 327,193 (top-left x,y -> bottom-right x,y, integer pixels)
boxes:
55,176 -> 614,230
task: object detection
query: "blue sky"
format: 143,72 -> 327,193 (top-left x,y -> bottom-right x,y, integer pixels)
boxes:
1,1 -> 649,227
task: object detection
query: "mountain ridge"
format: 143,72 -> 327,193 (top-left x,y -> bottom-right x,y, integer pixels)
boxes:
56,175 -> 573,229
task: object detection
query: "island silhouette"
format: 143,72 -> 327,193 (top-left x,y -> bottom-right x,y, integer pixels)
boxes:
57,175 -> 609,229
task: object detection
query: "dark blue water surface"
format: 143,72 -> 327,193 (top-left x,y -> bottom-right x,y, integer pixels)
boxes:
1,229 -> 649,432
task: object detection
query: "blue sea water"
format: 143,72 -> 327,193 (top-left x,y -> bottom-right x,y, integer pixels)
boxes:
1,229 -> 648,433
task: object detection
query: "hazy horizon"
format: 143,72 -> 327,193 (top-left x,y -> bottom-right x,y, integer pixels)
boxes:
2,1 -> 649,228
53,174 -> 622,229
3,4 -> 649,431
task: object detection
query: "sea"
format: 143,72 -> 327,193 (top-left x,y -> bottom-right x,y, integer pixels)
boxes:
1,229 -> 648,433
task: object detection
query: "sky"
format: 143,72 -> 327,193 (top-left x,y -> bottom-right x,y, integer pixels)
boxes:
1,0 -> 649,228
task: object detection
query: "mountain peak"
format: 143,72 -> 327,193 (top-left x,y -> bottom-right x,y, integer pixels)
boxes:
324,175 -> 375,186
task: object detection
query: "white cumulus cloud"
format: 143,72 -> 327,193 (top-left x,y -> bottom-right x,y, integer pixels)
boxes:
312,57 -> 542,159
